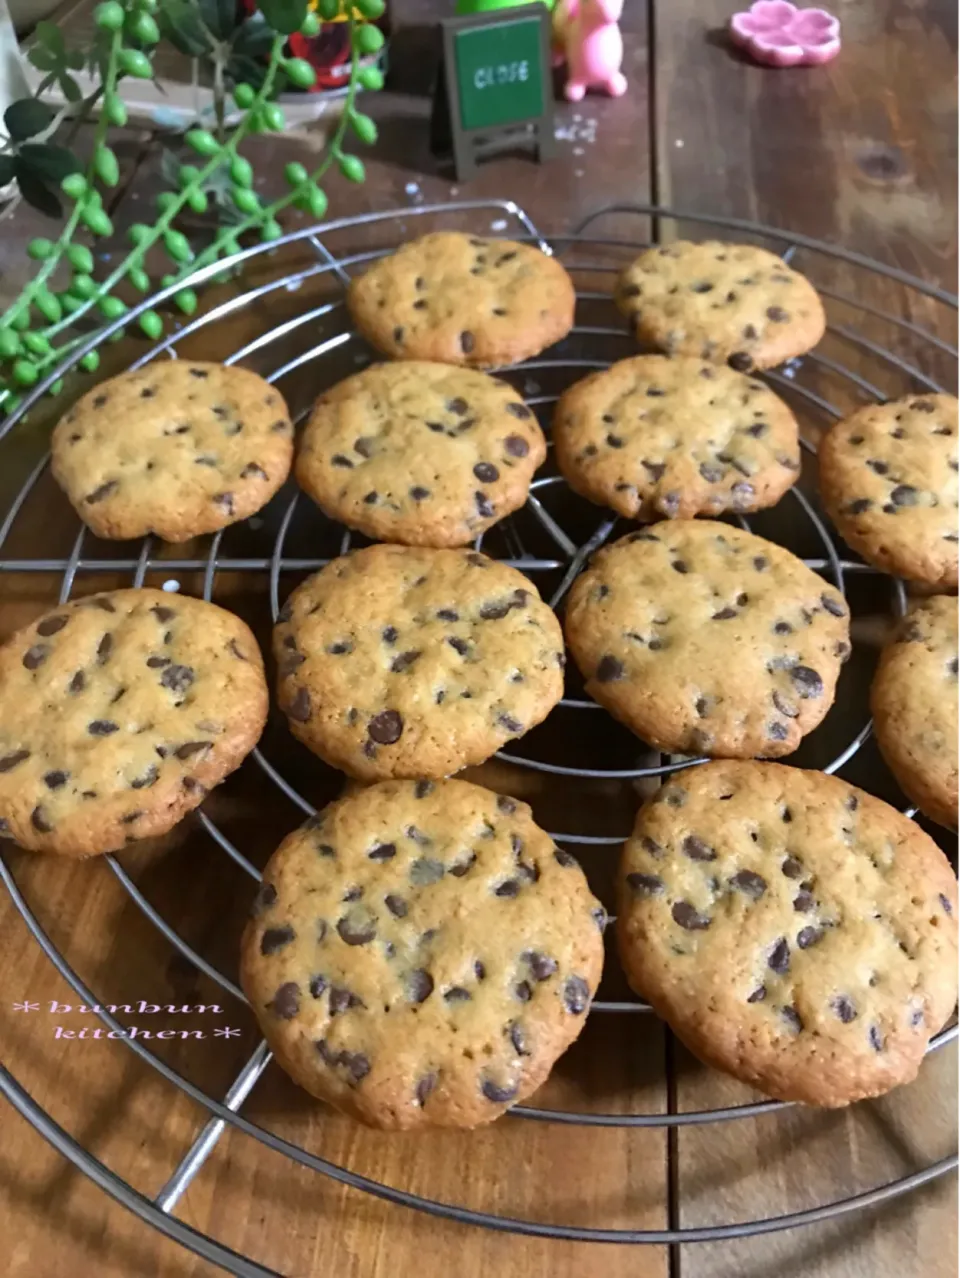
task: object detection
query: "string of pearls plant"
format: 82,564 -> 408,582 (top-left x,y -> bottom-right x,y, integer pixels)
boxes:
0,0 -> 384,418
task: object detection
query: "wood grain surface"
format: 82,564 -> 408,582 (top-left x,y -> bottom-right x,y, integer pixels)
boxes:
0,2 -> 956,1276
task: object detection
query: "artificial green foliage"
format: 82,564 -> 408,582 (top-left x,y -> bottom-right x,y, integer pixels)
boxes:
0,0 -> 386,418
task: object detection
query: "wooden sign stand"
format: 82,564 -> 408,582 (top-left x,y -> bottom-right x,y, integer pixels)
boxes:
430,4 -> 556,181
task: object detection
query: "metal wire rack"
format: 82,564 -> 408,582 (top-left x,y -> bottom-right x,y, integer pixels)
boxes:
0,199 -> 957,1276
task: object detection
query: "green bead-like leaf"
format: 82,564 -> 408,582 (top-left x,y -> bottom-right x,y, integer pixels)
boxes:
11,309 -> 30,331
34,290 -> 62,323
261,103 -> 285,131
259,0 -> 310,36
131,11 -> 160,43
70,274 -> 97,299
232,187 -> 260,215
139,310 -> 163,339
4,98 -> 54,142
24,332 -> 51,356
103,92 -> 128,126
160,274 -> 176,288
233,82 -> 256,109
229,156 -> 254,188
350,112 -> 378,145
177,163 -> 200,189
129,266 -> 151,292
261,218 -> 283,241
186,188 -> 208,214
128,223 -> 152,245
284,57 -> 316,89
300,11 -> 321,35
67,244 -> 94,273
355,23 -> 385,55
174,288 -> 198,315
0,331 -> 21,358
356,0 -> 386,17
3,392 -> 22,413
318,0 -> 339,18
118,48 -> 153,79
93,1 -> 124,31
27,238 -> 56,260
48,378 -> 64,397
12,359 -> 38,387
306,185 -> 328,218
358,66 -> 384,91
94,145 -> 120,187
338,153 -> 365,184
284,161 -> 309,187
83,206 -> 114,237
80,350 -> 100,372
163,229 -> 193,263
60,172 -> 87,199
156,192 -> 178,213
100,295 -> 127,319
186,129 -> 220,157
60,293 -> 85,315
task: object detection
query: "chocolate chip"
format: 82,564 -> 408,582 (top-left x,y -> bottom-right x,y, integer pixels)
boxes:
768,937 -> 790,974
728,352 -> 754,372
43,770 -> 68,790
781,1006 -> 803,1032
524,952 -> 558,982
406,969 -> 434,1003
495,878 -> 521,898
474,462 -> 500,483
939,893 -> 953,916
68,670 -> 85,694
563,976 -> 589,1014
415,1073 -> 437,1106
797,926 -> 822,949
890,484 -> 918,506
444,986 -> 472,1004
867,459 -> 889,475
790,665 -> 823,698
88,720 -> 119,736
672,901 -> 710,930
364,710 -> 402,748
213,492 -> 235,515
0,749 -> 30,772
460,331 -> 475,354
329,986 -> 363,1016
699,462 -> 724,483
869,1024 -> 884,1052
384,893 -> 409,919
712,607 -> 738,621
596,655 -> 625,682
270,982 -> 300,1020
85,480 -> 118,504
730,870 -> 767,900
481,1077 -> 517,1103
174,741 -> 211,760
261,926 -> 295,955
36,614 -> 68,637
772,690 -> 799,719
742,324 -> 759,341
160,664 -> 195,694
409,486 -> 430,502
447,636 -> 470,655
671,560 -> 689,574
303,973 -> 326,999
22,645 -> 48,670
240,462 -> 268,480
793,890 -> 815,913
474,491 -> 494,519
337,912 -> 377,946
497,714 -> 523,734
682,835 -> 716,862
390,650 -> 422,674
368,842 -> 396,862
766,306 -> 789,322
747,986 -> 767,1003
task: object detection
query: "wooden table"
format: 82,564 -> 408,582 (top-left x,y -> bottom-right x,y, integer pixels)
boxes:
1,3 -> 957,1276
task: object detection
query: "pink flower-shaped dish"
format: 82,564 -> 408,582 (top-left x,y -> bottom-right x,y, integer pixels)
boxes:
730,1 -> 841,67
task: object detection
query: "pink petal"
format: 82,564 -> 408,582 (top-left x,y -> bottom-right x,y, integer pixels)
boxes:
745,1 -> 799,31
788,9 -> 840,44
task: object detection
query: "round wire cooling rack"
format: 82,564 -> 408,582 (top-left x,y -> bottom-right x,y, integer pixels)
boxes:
0,198 -> 957,1275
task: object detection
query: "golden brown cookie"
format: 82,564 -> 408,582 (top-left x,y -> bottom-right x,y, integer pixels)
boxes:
52,361 -> 293,543
295,362 -> 545,546
614,241 -> 825,372
616,761 -> 958,1106
871,596 -> 958,829
240,779 -> 605,1129
819,393 -> 959,589
564,522 -> 850,759
553,355 -> 800,520
346,232 -> 576,368
0,588 -> 267,856
274,545 -> 565,780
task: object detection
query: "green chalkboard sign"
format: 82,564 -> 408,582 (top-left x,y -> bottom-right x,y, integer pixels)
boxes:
432,4 -> 555,180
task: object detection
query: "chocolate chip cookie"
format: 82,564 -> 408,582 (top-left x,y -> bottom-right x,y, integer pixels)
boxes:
295,362 -> 546,546
564,522 -> 850,758
615,241 -> 826,372
0,589 -> 267,856
819,393 -> 959,589
554,355 -> 801,520
616,761 -> 958,1106
274,545 -> 565,780
52,361 -> 294,543
871,596 -> 958,830
346,232 -> 576,368
240,778 -> 605,1129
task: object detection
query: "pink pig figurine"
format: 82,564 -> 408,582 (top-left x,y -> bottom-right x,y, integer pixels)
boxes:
553,0 -> 627,102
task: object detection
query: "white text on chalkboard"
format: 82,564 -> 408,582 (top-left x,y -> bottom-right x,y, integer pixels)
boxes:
473,61 -> 530,90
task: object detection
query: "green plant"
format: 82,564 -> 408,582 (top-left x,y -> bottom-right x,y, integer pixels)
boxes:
0,0 -> 385,416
